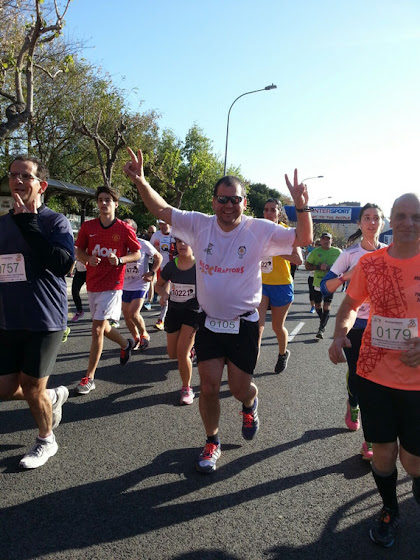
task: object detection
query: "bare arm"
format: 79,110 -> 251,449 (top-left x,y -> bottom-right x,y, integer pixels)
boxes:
76,247 -> 100,267
284,169 -> 313,247
279,246 -> 303,266
142,252 -> 163,282
124,148 -> 173,224
328,294 -> 360,364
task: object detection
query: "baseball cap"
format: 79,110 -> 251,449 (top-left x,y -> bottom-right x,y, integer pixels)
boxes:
320,232 -> 332,239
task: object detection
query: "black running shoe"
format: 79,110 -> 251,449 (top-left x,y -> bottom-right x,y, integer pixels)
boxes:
120,339 -> 134,366
369,507 -> 400,548
241,397 -> 259,440
275,349 -> 290,373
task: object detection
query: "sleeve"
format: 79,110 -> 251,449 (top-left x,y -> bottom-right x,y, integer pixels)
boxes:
346,259 -> 369,306
258,220 -> 296,257
306,251 -> 316,265
75,222 -> 88,251
125,226 -> 141,253
12,212 -> 74,277
171,209 -> 207,247
330,251 -> 348,276
140,239 -> 157,257
160,260 -> 173,282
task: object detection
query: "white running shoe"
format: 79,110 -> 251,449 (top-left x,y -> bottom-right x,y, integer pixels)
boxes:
19,436 -> 58,469
52,386 -> 69,429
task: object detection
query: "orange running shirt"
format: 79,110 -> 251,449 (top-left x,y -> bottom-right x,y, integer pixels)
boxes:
346,246 -> 420,390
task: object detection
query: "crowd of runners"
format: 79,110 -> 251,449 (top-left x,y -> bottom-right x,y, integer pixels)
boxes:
0,151 -> 419,549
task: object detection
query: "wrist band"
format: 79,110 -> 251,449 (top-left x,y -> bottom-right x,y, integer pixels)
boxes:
296,206 -> 312,213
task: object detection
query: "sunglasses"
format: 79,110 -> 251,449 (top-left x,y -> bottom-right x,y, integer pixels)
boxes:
215,195 -> 243,205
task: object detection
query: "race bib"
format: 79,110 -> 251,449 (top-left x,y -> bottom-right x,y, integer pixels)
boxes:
205,316 -> 240,334
261,258 -> 273,274
170,283 -> 196,303
125,263 -> 139,279
0,253 -> 26,283
371,315 -> 418,350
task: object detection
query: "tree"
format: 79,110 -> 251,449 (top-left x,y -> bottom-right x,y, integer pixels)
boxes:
0,0 -> 72,142
247,183 -> 292,219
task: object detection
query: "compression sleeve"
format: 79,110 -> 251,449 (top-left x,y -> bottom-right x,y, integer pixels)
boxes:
320,270 -> 338,297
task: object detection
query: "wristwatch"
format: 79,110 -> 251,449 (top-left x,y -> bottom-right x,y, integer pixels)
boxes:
118,257 -> 124,266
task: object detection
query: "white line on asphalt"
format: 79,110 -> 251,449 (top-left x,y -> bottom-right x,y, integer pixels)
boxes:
289,322 -> 305,341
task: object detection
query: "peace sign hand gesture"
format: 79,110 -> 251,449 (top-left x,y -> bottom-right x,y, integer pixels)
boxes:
284,169 -> 309,210
123,147 -> 147,186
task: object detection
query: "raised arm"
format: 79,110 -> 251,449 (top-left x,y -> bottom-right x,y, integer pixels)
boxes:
284,169 -> 313,247
124,147 -> 173,225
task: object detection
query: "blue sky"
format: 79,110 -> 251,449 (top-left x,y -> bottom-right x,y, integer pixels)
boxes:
64,0 -> 420,217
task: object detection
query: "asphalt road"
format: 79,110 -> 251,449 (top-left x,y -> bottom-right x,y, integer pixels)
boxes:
1,269 -> 419,560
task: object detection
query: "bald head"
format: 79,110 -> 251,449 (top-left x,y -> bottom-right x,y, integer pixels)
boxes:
391,193 -> 420,219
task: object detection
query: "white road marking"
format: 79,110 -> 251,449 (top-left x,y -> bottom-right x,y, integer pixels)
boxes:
289,322 -> 305,341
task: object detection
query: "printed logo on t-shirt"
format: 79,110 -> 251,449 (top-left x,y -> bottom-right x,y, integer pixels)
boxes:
92,244 -> 117,258
199,259 -> 244,276
112,234 -> 121,242
238,246 -> 246,259
204,243 -> 214,255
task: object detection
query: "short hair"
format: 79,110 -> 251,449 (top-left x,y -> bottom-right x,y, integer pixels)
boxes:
264,198 -> 288,223
213,176 -> 246,198
9,155 -> 49,181
95,185 -> 119,202
123,218 -> 137,232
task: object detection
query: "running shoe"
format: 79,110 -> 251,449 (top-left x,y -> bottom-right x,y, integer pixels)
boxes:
315,329 -> 324,340
52,386 -> 69,429
345,402 -> 360,431
241,397 -> 259,440
310,306 -> 316,314
196,442 -> 221,473
143,302 -> 152,311
180,386 -> 195,405
154,319 -> 164,331
71,311 -> 84,322
133,337 -> 141,350
120,338 -> 134,365
369,507 -> 400,548
361,441 -> 373,461
62,326 -> 70,343
275,349 -> 290,373
109,319 -> 120,328
76,376 -> 96,395
19,436 -> 58,469
139,335 -> 150,352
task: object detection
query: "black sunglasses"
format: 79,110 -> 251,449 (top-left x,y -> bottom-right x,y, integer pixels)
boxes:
215,195 -> 243,205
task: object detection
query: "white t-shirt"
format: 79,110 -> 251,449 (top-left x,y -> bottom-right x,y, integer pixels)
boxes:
330,242 -> 387,320
171,210 -> 295,320
123,238 -> 157,292
150,230 -> 174,268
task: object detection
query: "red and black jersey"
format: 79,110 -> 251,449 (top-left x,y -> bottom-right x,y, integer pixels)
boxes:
76,218 -> 140,292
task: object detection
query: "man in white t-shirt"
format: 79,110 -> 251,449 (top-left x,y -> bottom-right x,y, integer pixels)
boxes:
124,148 -> 312,473
150,220 -> 175,330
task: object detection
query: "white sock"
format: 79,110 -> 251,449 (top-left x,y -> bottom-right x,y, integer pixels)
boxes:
47,388 -> 57,405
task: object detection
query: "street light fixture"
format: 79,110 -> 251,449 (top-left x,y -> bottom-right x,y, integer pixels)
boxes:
315,196 -> 332,205
301,175 -> 324,183
223,84 -> 277,175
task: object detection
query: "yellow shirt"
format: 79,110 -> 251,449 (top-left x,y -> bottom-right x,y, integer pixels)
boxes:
261,223 -> 292,285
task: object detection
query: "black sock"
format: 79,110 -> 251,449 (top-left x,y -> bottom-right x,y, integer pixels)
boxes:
372,467 -> 399,512
206,434 -> 220,446
320,310 -> 330,330
316,308 -> 322,319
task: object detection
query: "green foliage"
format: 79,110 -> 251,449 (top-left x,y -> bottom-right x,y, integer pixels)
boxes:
247,183 -> 292,219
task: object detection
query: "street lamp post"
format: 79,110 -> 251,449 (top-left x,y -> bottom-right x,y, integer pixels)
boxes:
315,196 -> 332,205
223,84 -> 277,175
301,175 -> 324,183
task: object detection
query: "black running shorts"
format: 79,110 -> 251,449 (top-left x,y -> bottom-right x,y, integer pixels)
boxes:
164,307 -> 200,334
195,313 -> 259,375
357,375 -> 420,457
0,329 -> 64,379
